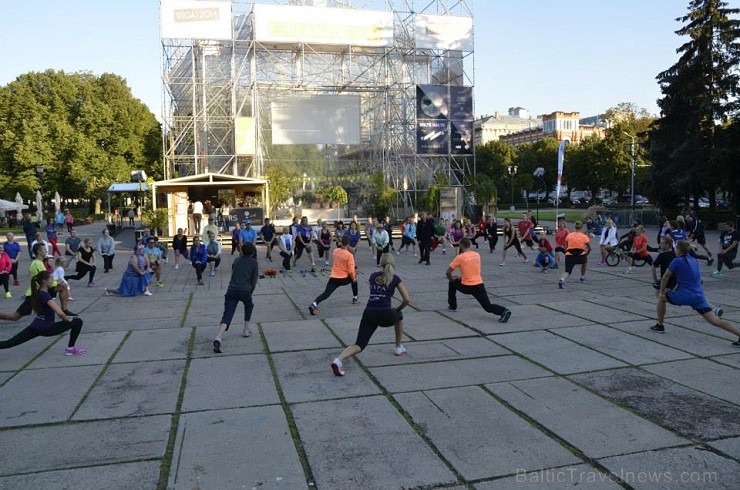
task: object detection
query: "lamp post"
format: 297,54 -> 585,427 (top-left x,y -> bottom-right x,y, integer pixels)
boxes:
533,167 -> 545,224
622,132 -> 637,225
507,165 -> 518,211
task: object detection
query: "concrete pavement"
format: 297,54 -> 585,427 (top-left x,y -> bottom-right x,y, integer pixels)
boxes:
0,222 -> 738,489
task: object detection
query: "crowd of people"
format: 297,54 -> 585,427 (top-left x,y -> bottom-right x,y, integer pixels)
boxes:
1,209 -> 737,367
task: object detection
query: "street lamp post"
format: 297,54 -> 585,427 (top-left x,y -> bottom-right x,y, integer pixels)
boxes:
622,132 -> 637,225
533,167 -> 545,224
507,165 -> 518,211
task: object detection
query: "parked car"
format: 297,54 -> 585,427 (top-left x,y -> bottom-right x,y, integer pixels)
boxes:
716,198 -> 730,210
635,195 -> 649,205
697,197 -> 710,208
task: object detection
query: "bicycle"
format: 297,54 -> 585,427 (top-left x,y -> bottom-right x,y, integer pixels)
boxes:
605,247 -> 647,267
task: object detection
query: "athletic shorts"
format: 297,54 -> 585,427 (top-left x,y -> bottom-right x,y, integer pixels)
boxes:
665,290 -> 711,314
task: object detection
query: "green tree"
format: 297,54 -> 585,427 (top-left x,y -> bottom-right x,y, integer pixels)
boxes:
0,70 -> 162,206
648,0 -> 740,211
265,164 -> 298,213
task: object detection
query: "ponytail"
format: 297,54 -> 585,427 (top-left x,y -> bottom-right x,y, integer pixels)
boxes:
379,253 -> 395,287
30,270 -> 51,314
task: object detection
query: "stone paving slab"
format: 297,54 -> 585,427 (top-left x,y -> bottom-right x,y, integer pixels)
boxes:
169,406 -> 306,489
0,461 -> 161,490
182,354 -> 280,412
609,319 -> 740,356
708,437 -> 740,460
396,386 -> 581,480
322,314 -> 407,346
475,464 -> 622,489
73,359 -> 184,420
262,318 -> 341,352
0,330 -> 58,372
370,356 -> 551,392
0,415 -> 170,476
112,327 -> 191,363
642,359 -> 740,404
487,377 -> 688,458
359,337 -> 510,367
0,365 -> 100,428
597,446 -> 739,489
398,310 -> 479,340
712,353 -> 740,369
190,325 -> 264,358
27,331 -> 125,369
571,368 -> 740,439
83,317 -> 183,333
554,325 -> 694,365
272,349 -> 381,403
491,331 -> 627,374
541,301 -> 647,323
292,395 -> 457,489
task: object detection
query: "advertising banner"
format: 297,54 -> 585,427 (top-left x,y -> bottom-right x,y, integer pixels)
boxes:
226,207 -> 264,228
234,117 -> 256,155
416,85 -> 473,155
416,85 -> 449,120
450,120 -> 473,155
414,14 -> 473,51
161,0 -> 233,40
253,4 -> 393,47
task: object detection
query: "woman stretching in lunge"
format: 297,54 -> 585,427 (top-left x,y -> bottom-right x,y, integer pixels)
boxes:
330,253 -> 410,376
0,271 -> 85,355
500,217 -> 527,266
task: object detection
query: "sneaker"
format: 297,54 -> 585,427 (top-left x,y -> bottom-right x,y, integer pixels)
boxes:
4,291 -> 11,299
652,282 -> 660,289
523,258 -> 528,263
242,325 -> 252,337
650,324 -> 666,334
499,309 -> 512,323
104,289 -> 112,296
396,251 -> 400,255
64,346 -> 86,356
541,267 -> 547,273
68,297 -> 75,301
552,263 -> 559,269
448,306 -> 457,312
324,260 -> 330,266
87,282 -> 95,287
197,279 -> 204,286
394,345 -> 407,356
63,309 -> 78,317
175,264 -> 179,270
558,279 -> 564,289
309,304 -> 318,315
442,249 -> 446,255
499,262 -> 505,267
331,358 -> 345,376
143,290 -> 153,296
210,271 -> 216,276
711,270 -> 722,277
732,338 -> 740,347
13,279 -> 19,286
579,277 -> 587,283
213,339 -> 222,354
413,253 -> 417,257
157,281 -> 164,287
714,307 -> 723,318
352,297 -> 359,305
707,258 -> 714,267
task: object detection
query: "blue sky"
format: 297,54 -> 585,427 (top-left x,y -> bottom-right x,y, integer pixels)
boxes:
0,0 -> 689,121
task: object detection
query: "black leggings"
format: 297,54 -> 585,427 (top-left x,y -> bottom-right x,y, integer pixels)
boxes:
488,233 -> 498,251
102,254 -> 114,271
717,251 -> 737,272
375,244 -> 390,265
0,273 -> 8,293
280,252 -> 292,271
192,262 -> 206,280
68,264 -> 96,284
448,279 -> 505,314
10,262 -> 18,280
207,256 -> 221,268
504,238 -> 524,255
0,318 -> 83,349
314,276 -> 358,305
354,308 -> 403,350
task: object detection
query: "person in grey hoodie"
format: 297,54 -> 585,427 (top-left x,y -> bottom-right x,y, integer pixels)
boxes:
97,228 -> 116,273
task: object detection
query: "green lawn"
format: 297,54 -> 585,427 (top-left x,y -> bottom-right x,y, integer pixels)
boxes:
495,207 -> 590,223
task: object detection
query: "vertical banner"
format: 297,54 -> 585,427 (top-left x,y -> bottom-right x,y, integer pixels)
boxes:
556,140 -> 568,217
416,85 -> 474,155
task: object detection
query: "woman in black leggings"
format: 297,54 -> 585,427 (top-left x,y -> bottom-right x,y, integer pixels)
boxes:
0,270 -> 85,355
500,217 -> 527,266
68,238 -> 96,287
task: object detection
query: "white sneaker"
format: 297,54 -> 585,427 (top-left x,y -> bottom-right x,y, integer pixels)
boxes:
394,345 -> 407,356
324,260 -> 330,266
143,290 -> 153,296
174,264 -> 179,270
714,306 -> 724,318
499,262 -> 505,266
242,325 -> 252,337
331,358 -> 345,376
413,253 -> 418,257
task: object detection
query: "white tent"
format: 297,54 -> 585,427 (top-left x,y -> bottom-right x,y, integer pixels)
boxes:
0,198 -> 28,211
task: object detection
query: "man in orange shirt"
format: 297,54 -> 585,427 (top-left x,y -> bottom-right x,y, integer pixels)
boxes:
558,221 -> 592,289
446,238 -> 511,322
309,235 -> 358,315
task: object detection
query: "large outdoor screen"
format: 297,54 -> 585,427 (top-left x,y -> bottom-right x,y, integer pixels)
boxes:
271,95 -> 361,145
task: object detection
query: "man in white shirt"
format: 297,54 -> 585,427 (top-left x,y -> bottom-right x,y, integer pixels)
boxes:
371,221 -> 390,266
192,199 -> 204,234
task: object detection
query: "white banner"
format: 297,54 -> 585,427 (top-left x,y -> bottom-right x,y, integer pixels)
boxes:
161,0 -> 232,40
415,14 -> 473,51
556,140 -> 568,202
253,4 -> 393,47
234,117 -> 256,156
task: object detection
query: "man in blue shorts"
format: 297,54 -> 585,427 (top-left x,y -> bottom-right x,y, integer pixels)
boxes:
652,240 -> 740,346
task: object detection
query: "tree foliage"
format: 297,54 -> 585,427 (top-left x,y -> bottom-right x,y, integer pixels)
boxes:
648,0 -> 740,211
0,70 -> 162,204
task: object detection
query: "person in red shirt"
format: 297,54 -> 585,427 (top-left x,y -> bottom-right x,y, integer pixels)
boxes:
534,232 -> 555,272
309,235 -> 358,315
626,225 -> 654,272
517,212 -> 536,250
558,221 -> 592,289
554,218 -> 569,267
446,238 -> 511,322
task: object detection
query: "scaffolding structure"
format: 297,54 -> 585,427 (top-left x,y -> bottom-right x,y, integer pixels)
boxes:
161,0 -> 475,214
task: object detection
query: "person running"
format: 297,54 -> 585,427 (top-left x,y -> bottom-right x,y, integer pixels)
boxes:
98,228 -> 116,273
558,220 -> 591,289
447,238 -> 511,322
0,271 -> 85,355
260,218 -> 278,262
172,228 -> 188,270
371,221 -> 390,266
190,235 -> 207,286
685,214 -> 713,266
3,232 -> 21,287
309,235 -> 358,315
401,217 -> 417,256
626,225 -> 654,273
330,253 -> 410,376
711,220 -> 738,277
277,226 -> 294,271
500,217 -> 527,266
0,244 -> 12,298
67,238 -> 97,287
212,242 -> 259,353
554,218 -> 569,267
652,240 -> 739,346
104,245 -> 154,297
598,219 -> 618,265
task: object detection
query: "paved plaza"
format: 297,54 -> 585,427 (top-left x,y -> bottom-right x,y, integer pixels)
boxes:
0,221 -> 738,489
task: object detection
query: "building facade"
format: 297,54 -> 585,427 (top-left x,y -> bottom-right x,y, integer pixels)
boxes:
473,107 -> 541,145
499,111 -> 606,146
